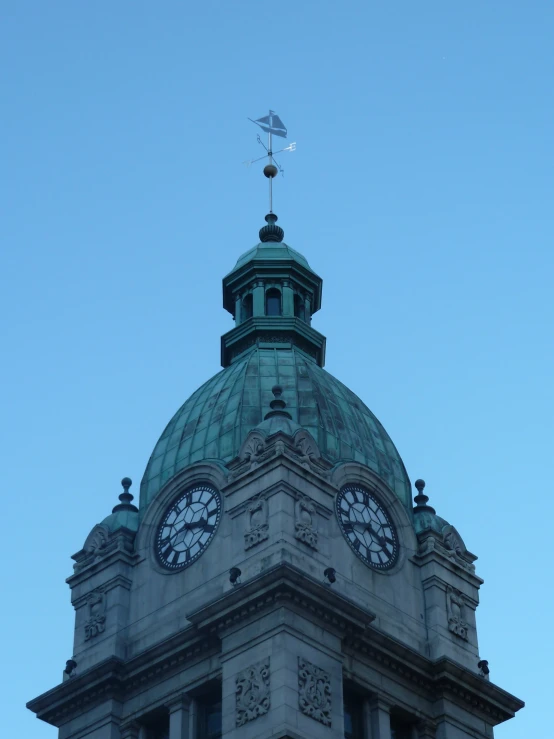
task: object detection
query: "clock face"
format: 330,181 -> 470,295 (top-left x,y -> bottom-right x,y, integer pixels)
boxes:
156,484 -> 221,570
336,484 -> 399,570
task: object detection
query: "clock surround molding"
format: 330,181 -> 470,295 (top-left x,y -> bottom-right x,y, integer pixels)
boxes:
155,482 -> 222,571
138,462 -> 228,576
330,462 -> 416,575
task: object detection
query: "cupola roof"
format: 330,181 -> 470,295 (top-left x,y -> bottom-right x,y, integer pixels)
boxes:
140,347 -> 411,513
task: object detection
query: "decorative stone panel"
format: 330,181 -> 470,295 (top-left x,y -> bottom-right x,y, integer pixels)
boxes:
298,656 -> 331,726
244,497 -> 269,550
295,495 -> 318,549
447,586 -> 469,640
236,658 -> 270,726
84,588 -> 106,640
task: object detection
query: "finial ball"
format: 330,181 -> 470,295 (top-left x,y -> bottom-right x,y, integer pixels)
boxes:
272,385 -> 283,398
414,479 -> 426,493
121,477 -> 132,490
263,163 -> 278,179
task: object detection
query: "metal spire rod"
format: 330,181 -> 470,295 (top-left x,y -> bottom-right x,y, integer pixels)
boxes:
268,113 -> 273,212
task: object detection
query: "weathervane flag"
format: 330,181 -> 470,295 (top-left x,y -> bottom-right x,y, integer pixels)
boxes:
249,110 -> 287,138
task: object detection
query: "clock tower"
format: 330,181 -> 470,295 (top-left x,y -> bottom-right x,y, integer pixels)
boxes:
28,136 -> 523,738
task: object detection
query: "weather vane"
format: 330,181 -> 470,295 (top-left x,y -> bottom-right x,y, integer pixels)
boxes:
244,110 -> 296,213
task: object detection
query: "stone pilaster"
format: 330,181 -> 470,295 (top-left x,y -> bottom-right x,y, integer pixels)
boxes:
120,721 -> 141,739
417,719 -> 436,738
369,697 -> 391,739
168,695 -> 191,739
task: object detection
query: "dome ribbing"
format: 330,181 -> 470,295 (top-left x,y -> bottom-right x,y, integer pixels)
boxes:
140,347 -> 411,513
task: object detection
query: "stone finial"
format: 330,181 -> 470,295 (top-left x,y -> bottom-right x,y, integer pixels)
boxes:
413,478 -> 436,515
112,477 -> 139,514
264,385 -> 293,420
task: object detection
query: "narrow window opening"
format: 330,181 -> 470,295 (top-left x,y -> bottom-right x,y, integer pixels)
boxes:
343,684 -> 364,739
391,715 -> 414,739
265,288 -> 281,316
294,294 -> 306,321
141,708 -> 169,739
242,294 -> 253,321
197,688 -> 222,739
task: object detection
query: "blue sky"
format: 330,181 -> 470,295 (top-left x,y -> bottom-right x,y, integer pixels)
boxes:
2,2 -> 552,736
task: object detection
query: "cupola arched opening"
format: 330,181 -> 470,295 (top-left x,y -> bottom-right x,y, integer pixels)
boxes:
265,288 -> 282,316
294,294 -> 306,321
242,294 -> 253,321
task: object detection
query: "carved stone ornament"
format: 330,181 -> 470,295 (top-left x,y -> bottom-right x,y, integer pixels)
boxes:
417,532 -> 475,574
441,524 -> 476,573
295,495 -> 318,549
288,430 -> 330,478
295,431 -> 320,463
443,525 -> 464,556
447,586 -> 469,640
298,657 -> 331,726
244,497 -> 269,550
84,525 -> 110,555
229,431 -> 275,480
236,658 -> 270,727
84,589 -> 106,640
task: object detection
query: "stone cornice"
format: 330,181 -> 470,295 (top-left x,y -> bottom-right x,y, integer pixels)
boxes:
187,561 -> 376,636
225,473 -> 334,520
433,658 -> 524,723
30,560 -> 524,730
26,657 -> 125,727
72,574 -> 133,608
26,627 -> 219,727
413,533 -> 483,586
67,544 -> 138,590
343,630 -> 524,726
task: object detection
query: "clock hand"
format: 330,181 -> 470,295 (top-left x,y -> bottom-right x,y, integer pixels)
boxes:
353,521 -> 388,548
181,518 -> 207,531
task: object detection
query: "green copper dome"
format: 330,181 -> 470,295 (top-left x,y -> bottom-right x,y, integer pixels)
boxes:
101,509 -> 139,534
140,347 -> 411,512
231,241 -> 311,272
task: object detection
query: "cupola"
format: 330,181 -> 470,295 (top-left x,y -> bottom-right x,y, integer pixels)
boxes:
221,213 -> 326,367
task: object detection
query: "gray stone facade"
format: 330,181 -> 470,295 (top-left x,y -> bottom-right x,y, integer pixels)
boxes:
28,425 -> 523,738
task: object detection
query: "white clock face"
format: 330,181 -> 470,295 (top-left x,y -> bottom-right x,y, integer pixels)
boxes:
336,484 -> 399,570
156,484 -> 221,570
